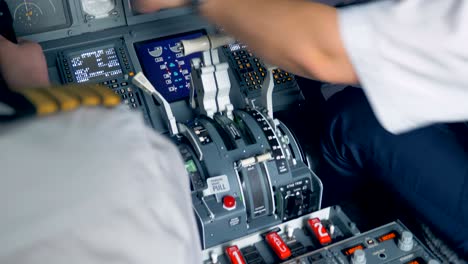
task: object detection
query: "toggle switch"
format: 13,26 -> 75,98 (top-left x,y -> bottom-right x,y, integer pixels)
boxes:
308,218 -> 332,245
226,245 -> 246,264
265,231 -> 292,260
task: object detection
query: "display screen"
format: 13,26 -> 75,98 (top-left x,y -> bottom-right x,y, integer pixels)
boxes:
134,31 -> 204,103
7,0 -> 71,36
69,47 -> 123,83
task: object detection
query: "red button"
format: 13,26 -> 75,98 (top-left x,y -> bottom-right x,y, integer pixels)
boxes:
265,232 -> 292,260
308,218 -> 332,245
223,195 -> 236,210
225,246 -> 246,264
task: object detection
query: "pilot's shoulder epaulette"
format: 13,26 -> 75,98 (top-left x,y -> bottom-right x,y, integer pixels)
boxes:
0,84 -> 121,122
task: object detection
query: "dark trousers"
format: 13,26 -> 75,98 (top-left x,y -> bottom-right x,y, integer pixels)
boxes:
321,88 -> 468,255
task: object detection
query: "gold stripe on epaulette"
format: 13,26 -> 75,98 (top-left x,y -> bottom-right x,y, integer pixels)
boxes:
44,87 -> 81,112
87,84 -> 121,107
16,88 -> 58,115
63,85 -> 101,106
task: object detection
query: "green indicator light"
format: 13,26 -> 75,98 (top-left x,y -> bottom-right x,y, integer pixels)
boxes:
185,159 -> 198,173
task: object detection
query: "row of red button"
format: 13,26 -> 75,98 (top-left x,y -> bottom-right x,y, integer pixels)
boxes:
224,218 -> 332,263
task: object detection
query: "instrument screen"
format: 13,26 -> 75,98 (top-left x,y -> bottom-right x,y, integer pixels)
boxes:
6,0 -> 71,36
134,31 -> 204,103
67,46 -> 124,84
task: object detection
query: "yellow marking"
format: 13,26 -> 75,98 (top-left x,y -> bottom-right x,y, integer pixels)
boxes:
45,87 -> 80,111
17,89 -> 58,116
64,85 -> 101,106
87,85 -> 121,107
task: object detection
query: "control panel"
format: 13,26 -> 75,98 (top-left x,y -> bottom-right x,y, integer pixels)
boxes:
223,43 -> 299,99
56,38 -> 153,123
175,109 -> 323,249
202,206 -> 440,264
134,31 -> 204,103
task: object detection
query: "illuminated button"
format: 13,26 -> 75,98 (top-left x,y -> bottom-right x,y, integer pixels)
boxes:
261,72 -> 265,77
250,77 -> 254,81
308,218 -> 332,245
110,79 -> 117,84
121,82 -> 128,86
132,103 -> 137,108
242,55 -> 247,59
276,80 -> 281,84
285,72 -> 290,76
239,65 -> 244,69
243,59 -> 249,63
120,88 -> 125,94
265,232 -> 291,260
102,81 -> 109,85
129,93 -> 134,97
233,52 -> 239,56
122,95 -> 127,99
223,195 -> 236,210
130,98 -> 136,103
112,84 -> 119,89
274,75 -> 279,79
287,77 -> 293,81
129,72 -> 135,77
126,66 -> 131,70
226,246 -> 246,264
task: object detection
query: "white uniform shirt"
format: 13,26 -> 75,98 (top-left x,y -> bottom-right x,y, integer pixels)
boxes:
339,0 -> 468,134
0,107 -> 202,264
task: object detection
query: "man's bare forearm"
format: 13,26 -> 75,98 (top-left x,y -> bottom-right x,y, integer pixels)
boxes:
200,0 -> 357,83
